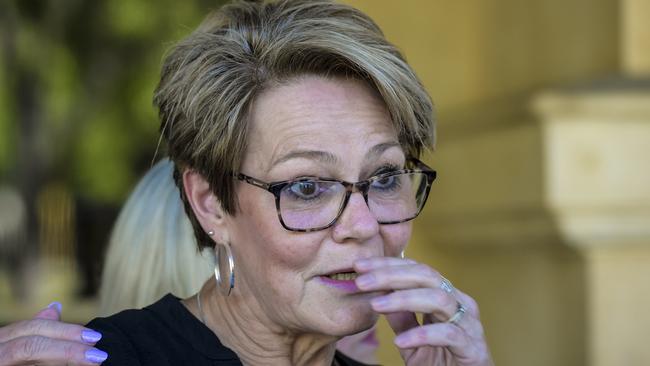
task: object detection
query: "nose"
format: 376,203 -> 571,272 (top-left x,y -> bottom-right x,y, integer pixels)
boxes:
331,191 -> 379,243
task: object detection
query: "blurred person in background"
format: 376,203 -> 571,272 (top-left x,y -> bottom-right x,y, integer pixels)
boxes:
97,158 -> 213,315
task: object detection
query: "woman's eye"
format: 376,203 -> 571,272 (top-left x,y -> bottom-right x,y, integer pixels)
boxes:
372,175 -> 396,189
371,174 -> 405,193
289,181 -> 320,199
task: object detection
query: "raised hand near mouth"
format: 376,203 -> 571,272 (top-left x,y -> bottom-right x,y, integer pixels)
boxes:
354,257 -> 494,366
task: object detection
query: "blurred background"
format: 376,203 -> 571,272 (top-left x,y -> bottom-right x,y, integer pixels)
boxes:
0,1 -> 648,365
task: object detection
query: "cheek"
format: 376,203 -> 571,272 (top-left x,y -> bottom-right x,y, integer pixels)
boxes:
231,199 -> 331,315
231,189 -> 325,275
380,222 -> 412,257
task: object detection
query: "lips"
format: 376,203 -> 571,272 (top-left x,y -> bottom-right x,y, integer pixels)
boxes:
319,269 -> 360,292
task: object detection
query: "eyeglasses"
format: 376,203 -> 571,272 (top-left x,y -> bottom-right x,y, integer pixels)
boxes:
235,158 -> 436,232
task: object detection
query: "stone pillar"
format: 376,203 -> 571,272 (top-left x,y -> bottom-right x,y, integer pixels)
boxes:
411,116 -> 588,366
402,82 -> 650,366
622,0 -> 650,75
533,85 -> 650,366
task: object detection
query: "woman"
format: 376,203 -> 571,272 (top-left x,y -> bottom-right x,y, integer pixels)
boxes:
1,0 -> 492,365
88,0 -> 491,364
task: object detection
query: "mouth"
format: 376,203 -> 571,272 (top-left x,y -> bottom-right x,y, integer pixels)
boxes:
325,271 -> 359,281
318,268 -> 361,292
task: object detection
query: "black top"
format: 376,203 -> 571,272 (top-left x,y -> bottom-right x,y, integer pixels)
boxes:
87,294 -> 374,366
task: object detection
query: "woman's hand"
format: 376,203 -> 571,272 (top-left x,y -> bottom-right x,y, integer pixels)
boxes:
0,302 -> 108,365
354,257 -> 493,366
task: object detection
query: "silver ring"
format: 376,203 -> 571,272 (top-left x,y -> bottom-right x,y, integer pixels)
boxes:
446,302 -> 466,325
440,277 -> 454,294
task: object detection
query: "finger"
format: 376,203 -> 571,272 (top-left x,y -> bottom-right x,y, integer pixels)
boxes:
0,319 -> 102,345
394,322 -> 475,354
384,311 -> 419,335
443,290 -> 486,340
394,323 -> 491,365
355,263 -> 442,292
0,336 -> 108,365
373,288 -> 486,342
454,289 -> 480,318
395,322 -> 467,348
370,288 -> 457,321
34,302 -> 62,321
354,257 -> 417,273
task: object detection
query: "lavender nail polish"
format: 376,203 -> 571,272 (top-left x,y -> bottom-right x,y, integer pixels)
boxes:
81,329 -> 102,344
395,334 -> 410,347
355,258 -> 371,269
371,296 -> 390,309
85,348 -> 108,363
47,301 -> 62,314
355,274 -> 376,289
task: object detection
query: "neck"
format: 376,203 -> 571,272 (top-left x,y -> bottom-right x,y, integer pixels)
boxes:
185,281 -> 339,366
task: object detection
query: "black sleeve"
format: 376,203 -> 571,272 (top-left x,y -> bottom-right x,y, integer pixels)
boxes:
86,317 -> 142,366
334,350 -> 381,366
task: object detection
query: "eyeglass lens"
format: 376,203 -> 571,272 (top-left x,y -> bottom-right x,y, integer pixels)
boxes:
278,172 -> 428,230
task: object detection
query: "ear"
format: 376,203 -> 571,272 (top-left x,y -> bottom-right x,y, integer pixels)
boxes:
183,169 -> 230,243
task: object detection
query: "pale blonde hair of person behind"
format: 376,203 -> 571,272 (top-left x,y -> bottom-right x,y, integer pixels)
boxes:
98,159 -> 212,316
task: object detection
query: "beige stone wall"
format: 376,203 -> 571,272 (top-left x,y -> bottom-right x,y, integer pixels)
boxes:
338,1 -> 633,365
622,0 -> 650,75
587,245 -> 650,366
535,90 -> 650,366
343,0 -> 618,115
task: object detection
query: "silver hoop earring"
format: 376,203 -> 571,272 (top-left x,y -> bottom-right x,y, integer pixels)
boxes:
400,250 -> 405,259
214,242 -> 235,296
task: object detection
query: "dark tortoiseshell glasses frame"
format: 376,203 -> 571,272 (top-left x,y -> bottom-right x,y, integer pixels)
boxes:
234,157 -> 437,232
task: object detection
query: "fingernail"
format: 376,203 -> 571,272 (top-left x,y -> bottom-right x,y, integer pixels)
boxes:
47,301 -> 62,314
85,348 -> 108,363
81,329 -> 103,344
395,334 -> 411,347
371,296 -> 390,310
355,258 -> 371,269
355,274 -> 376,289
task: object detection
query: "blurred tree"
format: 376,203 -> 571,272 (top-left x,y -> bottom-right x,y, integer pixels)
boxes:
0,0 -> 225,298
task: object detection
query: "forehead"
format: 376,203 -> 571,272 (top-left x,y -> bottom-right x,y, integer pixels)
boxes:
244,76 -> 400,173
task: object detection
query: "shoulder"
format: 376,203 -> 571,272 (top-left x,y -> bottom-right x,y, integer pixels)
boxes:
334,351 -> 379,366
86,295 -> 188,365
86,294 -> 239,366
86,312 -> 142,365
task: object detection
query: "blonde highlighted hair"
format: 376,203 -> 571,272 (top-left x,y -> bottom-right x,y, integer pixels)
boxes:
98,159 -> 212,315
154,0 -> 435,249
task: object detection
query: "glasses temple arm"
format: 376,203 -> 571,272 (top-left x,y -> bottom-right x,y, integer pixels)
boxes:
235,173 -> 272,190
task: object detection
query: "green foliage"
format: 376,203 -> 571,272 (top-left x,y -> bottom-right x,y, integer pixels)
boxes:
43,44 -> 80,133
73,110 -> 137,202
0,60 -> 15,176
106,0 -> 160,38
0,0 -> 225,203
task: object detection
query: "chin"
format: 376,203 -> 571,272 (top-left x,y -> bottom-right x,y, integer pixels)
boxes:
320,302 -> 379,337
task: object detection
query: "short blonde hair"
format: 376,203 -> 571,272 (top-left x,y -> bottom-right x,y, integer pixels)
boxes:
154,0 -> 435,249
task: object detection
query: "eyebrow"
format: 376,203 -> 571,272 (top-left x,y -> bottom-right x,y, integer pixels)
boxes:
366,141 -> 402,160
270,150 -> 339,171
268,141 -> 402,172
